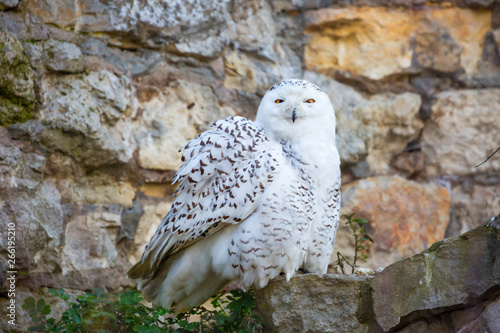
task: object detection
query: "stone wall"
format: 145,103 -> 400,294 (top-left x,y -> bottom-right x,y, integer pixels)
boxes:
0,0 -> 499,331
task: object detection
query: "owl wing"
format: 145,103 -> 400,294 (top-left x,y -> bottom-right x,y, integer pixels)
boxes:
128,116 -> 285,281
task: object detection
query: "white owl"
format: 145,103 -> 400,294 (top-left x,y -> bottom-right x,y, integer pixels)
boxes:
128,79 -> 341,312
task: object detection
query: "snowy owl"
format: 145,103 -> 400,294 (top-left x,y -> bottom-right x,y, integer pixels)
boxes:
128,79 -> 341,312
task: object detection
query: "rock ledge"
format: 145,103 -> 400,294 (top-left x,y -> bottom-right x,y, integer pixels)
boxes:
255,215 -> 500,333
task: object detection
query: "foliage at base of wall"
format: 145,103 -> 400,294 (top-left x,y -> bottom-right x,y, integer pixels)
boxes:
22,288 -> 262,333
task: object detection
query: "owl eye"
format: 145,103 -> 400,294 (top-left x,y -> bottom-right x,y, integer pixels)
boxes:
275,99 -> 284,104
305,99 -> 315,104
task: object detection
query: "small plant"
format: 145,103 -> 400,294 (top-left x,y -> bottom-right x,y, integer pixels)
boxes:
337,213 -> 374,274
22,288 -> 262,332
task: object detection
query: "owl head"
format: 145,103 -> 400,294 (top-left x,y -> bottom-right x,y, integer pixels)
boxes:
255,79 -> 336,142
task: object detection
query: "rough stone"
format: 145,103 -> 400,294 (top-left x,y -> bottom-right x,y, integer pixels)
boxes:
458,297 -> 500,333
78,37 -> 162,75
7,119 -> 45,142
26,0 -> 76,29
448,183 -> 500,237
61,207 -> 121,274
75,0 -> 231,54
118,198 -> 145,241
371,217 -> 500,331
137,80 -> 234,171
0,138 -> 45,191
128,201 -> 171,264
42,39 -> 84,73
256,217 -> 500,333
304,7 -> 491,80
459,0 -> 495,8
0,31 -> 36,126
224,50 -> 282,96
412,28 -> 463,73
0,0 -> 18,10
390,149 -> 425,178
422,89 -> 500,176
0,132 -> 64,275
337,176 -> 451,269
38,70 -> 137,167
56,176 -> 135,207
227,0 -> 277,61
493,28 -> 500,51
255,274 -> 370,333
305,72 -> 423,174
0,181 -> 63,275
459,27 -> 500,88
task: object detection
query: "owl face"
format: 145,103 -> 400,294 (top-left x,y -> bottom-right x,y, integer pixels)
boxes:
255,80 -> 336,142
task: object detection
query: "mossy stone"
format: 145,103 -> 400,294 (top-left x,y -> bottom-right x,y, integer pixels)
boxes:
0,32 -> 36,127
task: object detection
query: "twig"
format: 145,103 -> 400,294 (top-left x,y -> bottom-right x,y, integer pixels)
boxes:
352,227 -> 359,274
337,251 -> 354,274
475,147 -> 500,167
337,252 -> 346,274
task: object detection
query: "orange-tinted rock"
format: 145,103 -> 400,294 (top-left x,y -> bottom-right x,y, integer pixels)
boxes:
27,0 -> 76,29
336,176 -> 450,268
304,6 -> 491,80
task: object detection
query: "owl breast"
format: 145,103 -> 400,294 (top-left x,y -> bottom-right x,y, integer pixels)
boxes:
224,166 -> 315,288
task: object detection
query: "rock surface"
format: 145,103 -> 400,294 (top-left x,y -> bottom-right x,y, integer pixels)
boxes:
337,176 -> 451,268
304,7 -> 491,81
137,80 -> 234,171
256,274 -> 370,333
38,70 -> 137,167
0,32 -> 36,126
422,88 -> 500,176
256,216 -> 500,332
0,0 -> 17,10
449,184 -> 500,237
306,72 -> 423,174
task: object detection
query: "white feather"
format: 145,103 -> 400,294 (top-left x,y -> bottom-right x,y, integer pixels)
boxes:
128,80 -> 341,312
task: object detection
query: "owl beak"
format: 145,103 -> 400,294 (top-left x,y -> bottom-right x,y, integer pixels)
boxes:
285,105 -> 304,123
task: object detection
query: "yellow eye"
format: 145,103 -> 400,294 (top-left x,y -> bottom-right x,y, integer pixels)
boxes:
305,99 -> 315,103
275,99 -> 284,104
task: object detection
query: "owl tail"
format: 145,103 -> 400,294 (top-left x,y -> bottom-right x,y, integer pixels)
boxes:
129,239 -> 230,314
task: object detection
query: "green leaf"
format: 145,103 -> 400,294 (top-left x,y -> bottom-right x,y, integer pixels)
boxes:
342,213 -> 355,220
23,297 -> 36,311
41,304 -> 51,316
36,299 -> 46,312
156,307 -> 167,316
357,218 -> 368,224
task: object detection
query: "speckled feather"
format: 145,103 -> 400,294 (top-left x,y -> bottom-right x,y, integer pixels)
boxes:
133,116 -> 282,277
128,80 -> 341,313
